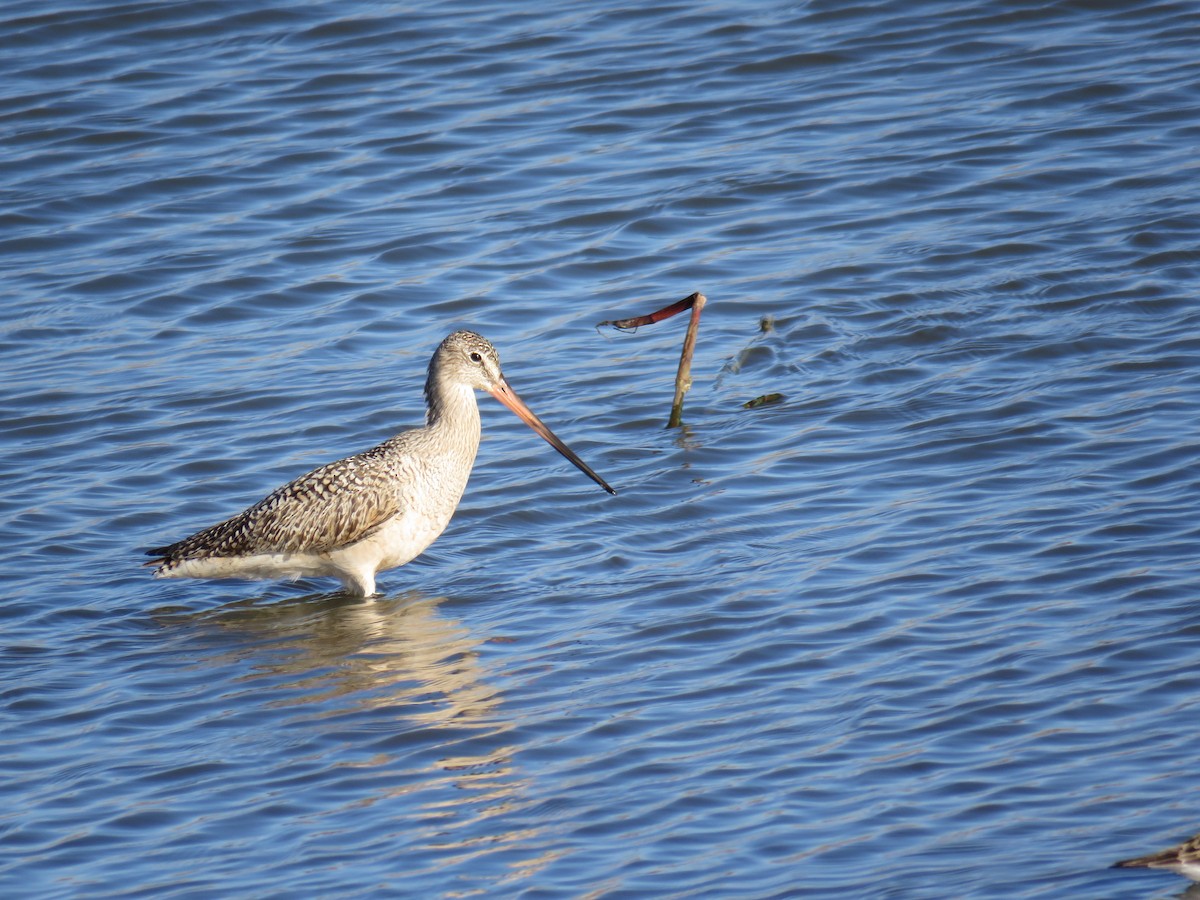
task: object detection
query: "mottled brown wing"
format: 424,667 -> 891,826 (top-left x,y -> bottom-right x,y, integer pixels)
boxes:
150,451 -> 403,561
241,469 -> 400,553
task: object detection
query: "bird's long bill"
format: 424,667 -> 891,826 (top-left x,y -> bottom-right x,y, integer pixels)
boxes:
488,380 -> 617,495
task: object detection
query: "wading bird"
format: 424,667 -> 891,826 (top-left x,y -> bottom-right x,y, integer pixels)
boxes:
1113,830 -> 1200,882
146,331 -> 615,596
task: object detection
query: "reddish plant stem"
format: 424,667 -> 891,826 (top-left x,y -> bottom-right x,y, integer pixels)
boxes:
599,291 -> 707,427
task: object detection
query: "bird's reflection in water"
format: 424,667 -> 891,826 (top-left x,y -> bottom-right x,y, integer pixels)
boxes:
176,589 -> 498,718
154,588 -> 552,877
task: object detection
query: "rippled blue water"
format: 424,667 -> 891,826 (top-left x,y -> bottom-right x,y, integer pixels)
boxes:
3,1 -> 1200,897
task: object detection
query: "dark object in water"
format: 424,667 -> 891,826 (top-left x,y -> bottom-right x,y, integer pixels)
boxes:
743,393 -> 784,409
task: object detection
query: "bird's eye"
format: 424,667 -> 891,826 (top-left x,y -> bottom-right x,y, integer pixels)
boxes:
469,351 -> 483,363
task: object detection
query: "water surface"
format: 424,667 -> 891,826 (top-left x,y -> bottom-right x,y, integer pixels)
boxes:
3,1 -> 1200,897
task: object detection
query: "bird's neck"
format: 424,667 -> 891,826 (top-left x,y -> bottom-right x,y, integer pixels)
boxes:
424,369 -> 481,437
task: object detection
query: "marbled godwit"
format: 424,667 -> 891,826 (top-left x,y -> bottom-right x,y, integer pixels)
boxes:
1113,830 -> 1200,881
146,331 -> 615,596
